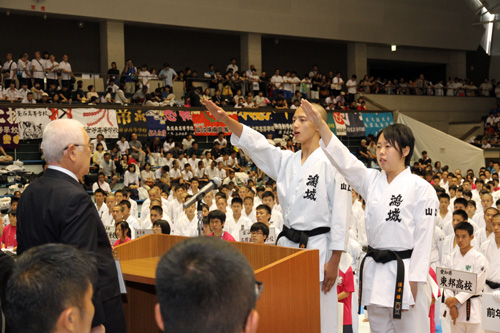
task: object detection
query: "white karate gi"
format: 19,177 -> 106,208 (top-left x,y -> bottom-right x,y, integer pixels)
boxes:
320,134 -> 438,333
475,228 -> 494,247
129,198 -> 139,219
442,248 -> 488,333
126,215 -> 141,239
232,125 -> 351,333
436,210 -> 452,229
224,214 -> 253,241
94,203 -> 108,219
140,198 -> 170,223
443,219 -> 479,236
481,238 -> 500,333
243,209 -> 256,223
101,211 -> 114,227
431,226 -> 446,270
174,212 -> 199,237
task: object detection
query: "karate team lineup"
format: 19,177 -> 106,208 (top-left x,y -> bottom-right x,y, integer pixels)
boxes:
197,99 -> 498,333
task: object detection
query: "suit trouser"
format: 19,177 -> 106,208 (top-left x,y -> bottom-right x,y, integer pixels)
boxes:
320,281 -> 338,332
366,282 -> 431,333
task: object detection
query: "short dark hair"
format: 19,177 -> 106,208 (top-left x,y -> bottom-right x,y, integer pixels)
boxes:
261,191 -> 275,200
119,199 -> 131,209
453,209 -> 468,222
231,197 -> 243,206
376,124 -> 415,166
250,222 -> 269,238
4,244 -> 97,333
454,198 -> 468,208
468,200 -> 477,208
151,205 -> 163,216
155,237 -> 256,332
94,188 -> 106,196
256,204 -> 272,215
454,221 -> 474,236
439,193 -> 450,201
152,219 -> 171,234
208,209 -> 226,224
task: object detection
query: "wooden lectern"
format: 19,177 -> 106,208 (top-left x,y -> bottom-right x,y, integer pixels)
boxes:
114,234 -> 320,332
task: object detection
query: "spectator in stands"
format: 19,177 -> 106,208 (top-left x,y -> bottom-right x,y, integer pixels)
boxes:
92,142 -> 106,167
114,83 -> 129,105
155,237 -> 259,332
92,172 -> 112,194
4,243 -> 97,333
107,61 -> 120,84
129,132 -> 145,167
21,91 -> 36,104
4,81 -> 19,102
346,74 -> 357,102
226,57 -> 238,74
419,151 -> 432,169
124,164 -> 139,189
158,63 -> 179,87
122,59 -> 137,94
270,69 -> 283,99
0,210 -> 17,250
58,85 -> 72,103
100,153 -> 119,189
2,52 -> 17,88
250,222 -> 269,244
113,221 -> 131,247
59,54 -> 74,89
141,162 -> 155,189
152,219 -> 171,234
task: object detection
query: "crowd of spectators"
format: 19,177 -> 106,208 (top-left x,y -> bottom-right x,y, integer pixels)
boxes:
2,51 -> 499,109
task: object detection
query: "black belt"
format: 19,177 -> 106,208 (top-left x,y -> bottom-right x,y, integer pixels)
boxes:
486,279 -> 500,290
275,225 -> 330,248
358,246 -> 413,319
466,295 -> 481,321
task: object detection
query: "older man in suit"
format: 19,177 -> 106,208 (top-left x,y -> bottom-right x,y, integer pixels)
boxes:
17,119 -> 126,333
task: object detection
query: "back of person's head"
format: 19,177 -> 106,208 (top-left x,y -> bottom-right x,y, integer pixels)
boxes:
42,119 -> 85,164
155,237 -> 259,333
4,243 -> 97,333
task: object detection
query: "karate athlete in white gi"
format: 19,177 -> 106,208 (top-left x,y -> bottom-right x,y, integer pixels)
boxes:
204,100 -> 351,332
303,100 -> 438,333
481,213 -> 500,333
442,222 -> 488,333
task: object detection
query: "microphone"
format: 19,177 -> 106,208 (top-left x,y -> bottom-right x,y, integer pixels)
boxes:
183,177 -> 222,209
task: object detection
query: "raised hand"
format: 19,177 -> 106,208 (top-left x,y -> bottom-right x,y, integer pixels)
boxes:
204,100 -> 230,124
301,99 -> 324,128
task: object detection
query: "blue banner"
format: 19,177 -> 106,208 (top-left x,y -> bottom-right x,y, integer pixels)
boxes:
362,112 -> 394,137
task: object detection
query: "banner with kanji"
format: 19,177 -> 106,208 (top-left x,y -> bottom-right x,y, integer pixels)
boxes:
332,112 -> 347,136
116,109 -> 148,143
345,112 -> 366,137
191,111 -> 237,136
0,108 -> 20,148
162,110 -> 195,138
71,108 -> 118,139
271,111 -> 293,138
145,110 -> 167,139
16,108 -> 52,140
362,112 -> 394,136
237,111 -> 274,136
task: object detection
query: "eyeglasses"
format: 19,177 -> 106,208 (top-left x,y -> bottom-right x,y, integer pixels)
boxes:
63,143 -> 91,151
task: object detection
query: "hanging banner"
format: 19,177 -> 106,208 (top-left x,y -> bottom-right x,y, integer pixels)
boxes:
192,111 -> 237,136
272,111 -> 293,138
333,112 -> 347,136
16,108 -> 52,140
237,111 -> 274,136
116,109 -> 148,143
0,108 -> 20,148
146,110 -> 167,139
326,112 -> 337,135
345,112 -> 366,137
362,112 -> 394,137
162,110 -> 195,137
72,108 -> 119,139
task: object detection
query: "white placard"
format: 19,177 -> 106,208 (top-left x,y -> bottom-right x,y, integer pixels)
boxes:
482,293 -> 500,332
436,266 -> 477,294
239,227 -> 277,244
105,225 -> 117,244
136,228 -> 153,238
